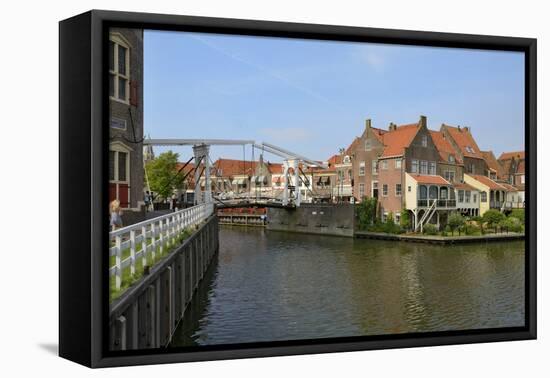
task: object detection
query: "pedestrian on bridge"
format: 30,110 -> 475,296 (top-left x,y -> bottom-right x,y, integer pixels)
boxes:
109,199 -> 123,231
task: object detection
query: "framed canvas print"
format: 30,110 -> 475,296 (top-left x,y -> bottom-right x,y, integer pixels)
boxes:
59,10 -> 536,368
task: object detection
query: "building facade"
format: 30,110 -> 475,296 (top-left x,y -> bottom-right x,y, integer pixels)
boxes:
109,28 -> 144,210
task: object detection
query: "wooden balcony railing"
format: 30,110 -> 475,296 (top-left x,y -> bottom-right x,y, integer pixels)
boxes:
417,199 -> 456,208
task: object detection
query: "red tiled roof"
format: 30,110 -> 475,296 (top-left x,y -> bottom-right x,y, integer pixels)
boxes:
266,162 -> 283,174
408,174 -> 450,185
481,151 -> 504,177
430,130 -> 463,164
498,151 -> 525,161
443,124 -> 483,159
468,174 -> 507,190
500,183 -> 518,191
175,162 -> 195,174
213,158 -> 257,177
516,160 -> 525,174
380,123 -> 419,158
371,127 -> 387,143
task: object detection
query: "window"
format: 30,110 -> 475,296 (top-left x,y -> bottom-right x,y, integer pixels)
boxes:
444,170 -> 455,182
521,175 -> 525,184
348,169 -> 352,180
440,187 -> 448,199
365,140 -> 371,151
395,184 -> 402,196
448,155 -> 455,163
359,161 -> 365,176
465,190 -> 471,203
359,183 -> 365,198
382,184 -> 388,196
381,160 -> 388,170
411,159 -> 419,173
473,193 -> 477,203
421,135 -> 428,147
408,186 -> 411,192
458,190 -> 464,202
465,146 -> 475,154
109,35 -> 130,103
420,160 -> 428,174
481,192 -> 487,202
468,164 -> 475,174
395,159 -> 402,169
429,162 -> 436,175
372,160 -> 378,174
110,149 -> 129,183
395,212 -> 401,223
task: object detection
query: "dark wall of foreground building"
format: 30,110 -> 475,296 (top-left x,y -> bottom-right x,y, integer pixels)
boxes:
267,203 -> 355,237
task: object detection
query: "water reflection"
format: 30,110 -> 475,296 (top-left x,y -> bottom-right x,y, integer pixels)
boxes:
170,226 -> 525,347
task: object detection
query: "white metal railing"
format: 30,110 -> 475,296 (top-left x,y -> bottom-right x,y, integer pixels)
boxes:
109,203 -> 214,291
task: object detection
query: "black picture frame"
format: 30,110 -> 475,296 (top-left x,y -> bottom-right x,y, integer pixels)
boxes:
59,9 -> 537,368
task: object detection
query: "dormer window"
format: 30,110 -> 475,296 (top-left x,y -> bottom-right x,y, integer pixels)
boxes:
465,146 -> 474,154
448,155 -> 455,163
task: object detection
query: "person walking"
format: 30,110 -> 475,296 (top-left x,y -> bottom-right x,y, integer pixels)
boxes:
110,199 -> 123,231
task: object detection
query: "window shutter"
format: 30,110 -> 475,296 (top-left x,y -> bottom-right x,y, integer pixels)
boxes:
130,80 -> 138,106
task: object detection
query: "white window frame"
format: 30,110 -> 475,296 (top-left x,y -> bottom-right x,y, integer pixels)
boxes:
359,183 -> 365,198
395,159 -> 402,169
110,33 -> 131,104
420,160 -> 428,174
381,160 -> 388,170
382,184 -> 388,197
428,161 -> 436,175
411,159 -> 419,173
372,160 -> 378,175
359,161 -> 365,176
109,141 -> 132,184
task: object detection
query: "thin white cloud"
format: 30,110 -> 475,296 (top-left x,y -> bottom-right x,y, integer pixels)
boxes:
188,34 -> 342,108
351,45 -> 389,72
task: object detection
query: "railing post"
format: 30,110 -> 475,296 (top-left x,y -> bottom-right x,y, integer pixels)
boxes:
141,225 -> 147,268
159,219 -> 164,255
115,235 -> 122,290
151,222 -> 157,262
130,230 -> 136,276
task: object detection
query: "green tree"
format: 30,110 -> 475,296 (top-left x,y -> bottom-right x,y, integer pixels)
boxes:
509,209 -> 525,224
500,216 -> 523,233
356,197 -> 378,230
471,216 -> 485,235
482,209 -> 505,233
400,208 -> 411,231
145,151 -> 185,200
447,212 -> 465,236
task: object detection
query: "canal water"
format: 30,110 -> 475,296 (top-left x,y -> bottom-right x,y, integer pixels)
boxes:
170,226 -> 525,347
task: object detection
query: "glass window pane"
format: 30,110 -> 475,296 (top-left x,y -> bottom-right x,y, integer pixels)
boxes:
118,45 -> 127,75
118,78 -> 127,100
109,151 -> 115,181
118,152 -> 127,181
109,41 -> 115,71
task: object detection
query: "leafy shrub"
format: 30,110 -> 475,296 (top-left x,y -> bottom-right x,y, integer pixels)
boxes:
463,223 -> 480,235
448,212 -> 466,235
500,216 -> 523,233
399,208 -> 411,231
423,223 -> 438,235
356,197 -> 378,230
509,209 -> 525,224
482,209 -> 506,232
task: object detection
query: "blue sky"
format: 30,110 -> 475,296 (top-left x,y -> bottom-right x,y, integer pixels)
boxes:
144,30 -> 525,163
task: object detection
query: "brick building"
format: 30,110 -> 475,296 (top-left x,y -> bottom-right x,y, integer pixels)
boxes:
108,28 -> 144,210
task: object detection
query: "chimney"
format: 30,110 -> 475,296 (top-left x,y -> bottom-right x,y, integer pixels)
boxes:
389,122 -> 397,131
365,118 -> 372,129
463,126 -> 470,133
419,115 -> 427,129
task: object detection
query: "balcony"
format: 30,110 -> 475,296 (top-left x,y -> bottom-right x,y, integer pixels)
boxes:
417,199 -> 456,208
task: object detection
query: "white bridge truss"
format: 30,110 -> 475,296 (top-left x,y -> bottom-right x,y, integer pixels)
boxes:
143,139 -> 327,207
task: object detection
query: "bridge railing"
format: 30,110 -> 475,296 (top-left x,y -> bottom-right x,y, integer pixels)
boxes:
109,203 -> 214,291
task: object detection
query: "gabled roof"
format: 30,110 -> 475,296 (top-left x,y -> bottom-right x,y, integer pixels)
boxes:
407,174 -> 450,185
430,130 -> 463,165
498,151 -> 525,161
345,137 -> 361,155
379,123 -> 420,158
443,124 -> 484,159
453,182 -> 478,191
467,174 -> 507,190
371,127 -> 387,143
481,151 -> 504,177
